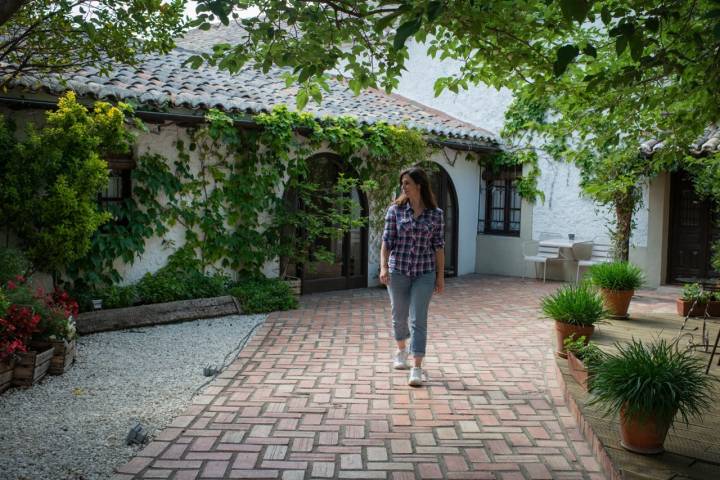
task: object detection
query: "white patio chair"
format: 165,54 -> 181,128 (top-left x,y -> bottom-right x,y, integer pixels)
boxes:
522,241 -> 561,283
576,242 -> 613,281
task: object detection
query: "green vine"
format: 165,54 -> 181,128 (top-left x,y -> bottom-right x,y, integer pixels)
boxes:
70,104 -> 429,286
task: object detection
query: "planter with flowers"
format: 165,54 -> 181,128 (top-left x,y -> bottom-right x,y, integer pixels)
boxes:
29,288 -> 79,375
1,279 -> 45,391
2,277 -> 79,387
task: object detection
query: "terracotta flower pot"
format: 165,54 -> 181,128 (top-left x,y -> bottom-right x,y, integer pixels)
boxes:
676,298 -> 708,317
601,289 -> 634,319
555,321 -> 595,359
619,406 -> 671,455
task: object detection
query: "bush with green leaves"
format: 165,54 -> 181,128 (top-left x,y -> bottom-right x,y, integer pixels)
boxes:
680,283 -> 711,303
0,247 -> 30,284
229,277 -> 298,314
589,338 -> 714,426
135,269 -> 228,305
589,261 -> 644,291
563,335 -> 607,370
541,283 -> 607,326
99,284 -> 138,309
0,92 -> 132,276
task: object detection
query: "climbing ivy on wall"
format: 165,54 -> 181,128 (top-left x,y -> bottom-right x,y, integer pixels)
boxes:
70,105 -> 429,286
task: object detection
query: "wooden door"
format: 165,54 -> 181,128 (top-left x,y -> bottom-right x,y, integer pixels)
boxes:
667,171 -> 720,284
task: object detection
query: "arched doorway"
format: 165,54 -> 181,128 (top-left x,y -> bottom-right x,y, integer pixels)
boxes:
284,154 -> 368,294
427,164 -> 459,277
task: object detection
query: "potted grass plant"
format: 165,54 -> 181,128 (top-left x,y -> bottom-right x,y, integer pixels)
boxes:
588,261 -> 644,319
589,338 -> 714,455
541,282 -> 607,358
563,335 -> 607,390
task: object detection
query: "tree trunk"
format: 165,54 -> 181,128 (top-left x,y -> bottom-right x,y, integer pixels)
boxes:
613,189 -> 636,261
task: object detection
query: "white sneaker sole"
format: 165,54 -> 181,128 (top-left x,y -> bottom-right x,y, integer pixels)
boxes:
408,377 -> 423,387
393,362 -> 409,370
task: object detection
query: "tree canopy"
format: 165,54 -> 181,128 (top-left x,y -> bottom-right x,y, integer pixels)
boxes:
0,0 -> 189,88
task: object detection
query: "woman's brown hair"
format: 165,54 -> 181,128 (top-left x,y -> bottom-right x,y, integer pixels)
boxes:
394,167 -> 438,209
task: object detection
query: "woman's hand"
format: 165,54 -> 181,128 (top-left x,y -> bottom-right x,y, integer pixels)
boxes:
380,267 -> 389,285
434,275 -> 444,294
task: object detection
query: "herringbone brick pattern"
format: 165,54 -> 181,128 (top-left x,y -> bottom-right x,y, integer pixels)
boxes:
113,275 -> 607,479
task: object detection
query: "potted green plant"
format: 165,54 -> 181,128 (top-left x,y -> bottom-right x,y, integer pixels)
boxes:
676,283 -> 711,317
541,283 -> 607,358
588,261 -> 644,319
563,335 -> 607,390
589,338 -> 714,454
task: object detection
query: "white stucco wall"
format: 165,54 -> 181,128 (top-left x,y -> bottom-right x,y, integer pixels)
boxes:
395,40 -> 655,282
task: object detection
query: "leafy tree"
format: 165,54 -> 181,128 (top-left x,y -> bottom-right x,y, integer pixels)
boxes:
0,0 -> 188,87
0,92 -> 133,278
189,1 -> 720,260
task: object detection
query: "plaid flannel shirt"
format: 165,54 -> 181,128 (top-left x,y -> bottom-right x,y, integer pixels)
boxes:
382,203 -> 445,277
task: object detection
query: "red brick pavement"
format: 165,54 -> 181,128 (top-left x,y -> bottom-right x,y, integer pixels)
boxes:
113,275 -> 608,480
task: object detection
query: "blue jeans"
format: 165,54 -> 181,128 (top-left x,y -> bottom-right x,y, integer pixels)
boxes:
387,271 -> 435,357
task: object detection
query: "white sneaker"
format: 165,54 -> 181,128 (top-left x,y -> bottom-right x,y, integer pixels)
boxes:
408,367 -> 423,387
393,349 -> 409,370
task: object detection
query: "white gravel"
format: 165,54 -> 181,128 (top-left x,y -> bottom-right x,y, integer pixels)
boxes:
0,313 -> 266,480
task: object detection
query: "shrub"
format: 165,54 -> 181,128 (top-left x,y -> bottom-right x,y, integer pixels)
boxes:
563,335 -> 607,370
99,284 -> 138,309
541,283 -> 607,326
229,277 -> 298,314
135,270 -> 228,305
0,305 -> 41,361
589,338 -> 714,426
589,261 -> 644,291
0,247 -> 30,285
681,283 -> 711,303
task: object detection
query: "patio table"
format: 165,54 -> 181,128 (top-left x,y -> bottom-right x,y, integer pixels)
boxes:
538,238 -> 592,261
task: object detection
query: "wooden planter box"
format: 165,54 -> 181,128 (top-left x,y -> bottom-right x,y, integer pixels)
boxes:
12,347 -> 54,387
283,277 -> 302,298
0,358 -> 14,394
675,299 -> 720,317
31,339 -> 76,375
567,351 -> 589,390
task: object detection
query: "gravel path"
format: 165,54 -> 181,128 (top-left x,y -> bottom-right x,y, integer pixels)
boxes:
0,313 -> 266,480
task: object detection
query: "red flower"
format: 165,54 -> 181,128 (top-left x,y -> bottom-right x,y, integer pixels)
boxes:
6,280 -> 16,290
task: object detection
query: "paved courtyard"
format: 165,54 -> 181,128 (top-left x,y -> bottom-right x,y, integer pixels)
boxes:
113,275 -> 609,480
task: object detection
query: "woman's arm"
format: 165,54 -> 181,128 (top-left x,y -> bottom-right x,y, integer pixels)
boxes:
380,241 -> 390,285
435,248 -> 445,293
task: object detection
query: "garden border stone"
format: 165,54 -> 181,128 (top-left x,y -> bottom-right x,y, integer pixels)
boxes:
76,295 -> 242,334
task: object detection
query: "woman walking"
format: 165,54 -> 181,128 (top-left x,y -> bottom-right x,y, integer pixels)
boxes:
380,167 -> 445,387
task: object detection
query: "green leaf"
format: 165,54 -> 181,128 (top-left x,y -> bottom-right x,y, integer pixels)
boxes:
426,1 -> 444,21
296,90 -> 309,111
393,18 -> 422,51
629,34 -> 643,61
601,6 -> 611,24
645,17 -> 660,32
375,11 -> 401,31
184,55 -> 204,69
559,0 -> 591,22
582,44 -> 597,57
348,78 -> 362,96
615,36 -> 628,56
553,44 -> 580,76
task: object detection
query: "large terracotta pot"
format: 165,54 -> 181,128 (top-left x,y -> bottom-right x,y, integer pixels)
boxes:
619,406 -> 671,455
601,288 -> 634,318
555,321 -> 595,359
